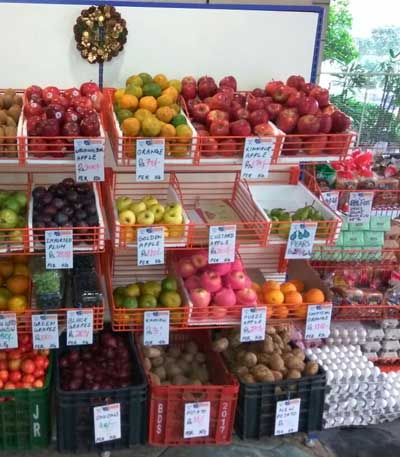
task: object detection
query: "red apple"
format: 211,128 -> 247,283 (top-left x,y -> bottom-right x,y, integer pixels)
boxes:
302,82 -> 318,95
265,80 -> 284,96
261,96 -> 273,108
80,82 -> 99,97
322,104 -> 336,115
310,87 -> 330,107
298,96 -> 319,115
48,139 -> 70,158
198,77 -> 217,100
218,139 -> 241,157
182,82 -> 197,101
24,101 -> 44,118
276,108 -> 299,134
41,119 -> 60,137
90,91 -> 104,112
25,85 -> 42,101
282,136 -> 303,155
252,88 -> 266,97
53,95 -> 69,109
286,75 -> 306,91
206,110 -> 229,127
297,114 -> 320,134
201,137 -> 219,157
233,108 -> 250,121
203,97 -> 213,106
247,96 -> 264,112
29,138 -> 48,157
182,76 -> 196,86
219,75 -> 237,91
42,86 -> 60,104
249,109 -> 269,128
236,287 -> 258,305
302,135 -> 327,155
254,123 -> 275,136
192,103 -> 211,123
186,98 -> 200,116
178,259 -> 196,278
233,93 -> 246,107
286,91 -> 305,108
64,108 -> 81,123
62,121 -> 80,137
218,86 -> 235,102
190,288 -> 211,307
331,110 -> 351,133
209,92 -> 231,111
45,103 -> 65,122
272,85 -> 296,104
26,115 -> 44,136
230,119 -> 251,136
319,113 -> 333,133
64,87 -> 80,99
210,119 -> 229,136
29,93 -> 44,105
266,103 -> 283,121
80,114 -> 100,136
228,101 -> 243,120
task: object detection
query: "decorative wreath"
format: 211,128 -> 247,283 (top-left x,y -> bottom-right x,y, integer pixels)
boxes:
74,5 -> 128,64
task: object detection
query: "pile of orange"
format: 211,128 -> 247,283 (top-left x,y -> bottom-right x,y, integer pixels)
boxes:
0,256 -> 30,314
252,279 -> 325,320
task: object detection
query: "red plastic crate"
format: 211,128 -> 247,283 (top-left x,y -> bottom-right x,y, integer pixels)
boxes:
138,331 -> 238,446
332,304 -> 400,321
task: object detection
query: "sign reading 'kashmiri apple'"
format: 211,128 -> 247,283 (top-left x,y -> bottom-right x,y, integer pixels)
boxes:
74,139 -> 105,182
241,137 -> 275,180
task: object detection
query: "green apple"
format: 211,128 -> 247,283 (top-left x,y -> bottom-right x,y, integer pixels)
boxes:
114,294 -> 124,307
119,209 -> 136,225
136,210 -> 155,225
116,196 -> 133,212
0,191 -> 9,206
13,191 -> 27,209
129,201 -> 147,214
141,281 -> 162,298
165,203 -> 182,215
159,291 -> 182,308
163,209 -> 183,225
122,296 -> 138,309
3,197 -> 20,213
16,216 -> 26,228
138,294 -> 158,308
125,283 -> 141,298
113,286 -> 126,297
162,276 -> 178,292
148,203 -> 165,223
8,230 -> 24,243
0,209 -> 18,229
142,195 -> 159,208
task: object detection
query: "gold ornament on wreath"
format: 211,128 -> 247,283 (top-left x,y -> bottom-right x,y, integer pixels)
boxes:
74,5 -> 128,64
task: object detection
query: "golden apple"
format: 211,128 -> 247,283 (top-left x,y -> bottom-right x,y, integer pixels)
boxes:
148,203 -> 165,222
129,201 -> 147,214
118,210 -> 136,225
142,195 -> 159,208
136,210 -> 155,225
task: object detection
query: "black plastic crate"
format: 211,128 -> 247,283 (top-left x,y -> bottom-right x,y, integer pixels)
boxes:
235,366 -> 326,439
55,330 -> 148,452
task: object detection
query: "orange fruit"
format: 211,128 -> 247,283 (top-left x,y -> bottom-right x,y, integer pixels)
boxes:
156,106 -> 175,123
13,255 -> 29,264
162,87 -> 179,102
280,282 -> 297,294
13,264 -> 30,277
139,96 -> 157,113
272,305 -> 288,319
157,94 -> 173,107
122,117 -> 141,137
119,94 -> 139,111
263,289 -> 284,305
6,275 -> 29,295
7,295 -> 28,313
304,288 -> 325,303
0,260 -> 14,279
284,291 -> 303,305
153,74 -> 169,90
262,280 -> 280,293
288,279 -> 305,292
161,124 -> 176,138
293,304 -> 308,319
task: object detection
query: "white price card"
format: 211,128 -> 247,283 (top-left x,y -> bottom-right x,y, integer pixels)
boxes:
137,226 -> 164,266
94,403 -> 121,444
241,137 -> 275,180
32,314 -> 59,350
74,139 -> 104,182
136,138 -> 165,182
67,309 -> 94,346
184,402 -> 211,439
144,311 -> 170,346
285,222 -> 317,259
240,307 -> 267,342
348,192 -> 374,224
274,398 -> 301,436
305,304 -> 332,340
321,191 -> 339,212
208,225 -> 236,264
0,313 -> 18,349
45,230 -> 73,269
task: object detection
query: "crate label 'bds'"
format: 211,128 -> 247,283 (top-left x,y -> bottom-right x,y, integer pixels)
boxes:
144,311 -> 170,346
94,403 -> 121,444
305,304 -> 332,340
137,226 -> 164,266
184,402 -> 211,439
32,314 -> 59,350
348,192 -> 374,224
0,313 -> 18,349
240,307 -> 267,342
45,230 -> 73,269
241,137 -> 274,180
285,223 -> 317,259
208,225 -> 236,264
136,138 -> 165,182
321,192 -> 339,212
274,398 -> 301,436
74,139 -> 105,182
67,309 -> 94,346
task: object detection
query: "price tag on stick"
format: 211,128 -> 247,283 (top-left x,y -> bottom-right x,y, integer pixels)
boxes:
274,398 -> 301,436
67,309 -> 94,346
45,230 -> 73,269
74,139 -> 105,182
321,192 -> 339,212
285,223 -> 317,259
144,311 -> 170,346
32,314 -> 59,349
184,402 -> 211,439
305,304 -> 332,340
136,139 -> 165,182
0,313 -> 18,349
241,137 -> 275,180
240,307 -> 267,342
137,226 -> 164,266
348,192 -> 373,224
94,403 -> 121,444
208,225 -> 236,264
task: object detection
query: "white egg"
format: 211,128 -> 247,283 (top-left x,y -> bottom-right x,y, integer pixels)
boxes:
332,328 -> 340,338
341,328 -> 349,337
327,370 -> 334,383
336,369 -> 344,381
368,361 -> 374,368
320,353 -> 328,361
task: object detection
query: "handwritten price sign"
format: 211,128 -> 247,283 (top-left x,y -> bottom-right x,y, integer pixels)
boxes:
285,223 -> 317,259
137,226 -> 164,266
321,191 -> 339,212
94,403 -> 121,444
32,314 -> 59,349
240,307 -> 267,342
0,313 -> 18,349
67,309 -> 93,346
348,192 -> 374,224
144,311 -> 170,346
45,230 -> 73,269
208,225 -> 236,264
136,138 -> 165,182
305,304 -> 332,340
74,139 -> 104,182
241,137 -> 275,180
274,398 -> 301,436
184,402 -> 211,439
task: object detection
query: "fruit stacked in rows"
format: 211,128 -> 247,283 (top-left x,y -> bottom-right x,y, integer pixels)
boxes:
116,194 -> 184,240
0,190 -> 27,245
181,75 -> 277,158
24,82 -> 103,157
32,178 -> 99,232
113,72 -> 192,157
0,256 -> 30,314
0,335 -> 50,390
0,89 -> 23,158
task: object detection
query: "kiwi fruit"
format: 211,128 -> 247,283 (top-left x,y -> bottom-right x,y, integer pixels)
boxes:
2,95 -> 13,110
8,105 -> 21,123
0,126 -> 4,144
13,95 -> 23,106
0,97 -> 3,110
5,126 -> 16,142
6,117 -> 16,128
0,111 -> 7,125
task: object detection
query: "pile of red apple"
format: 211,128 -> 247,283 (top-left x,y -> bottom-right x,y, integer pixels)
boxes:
24,82 -> 103,158
177,251 -> 258,320
181,75 -> 276,158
